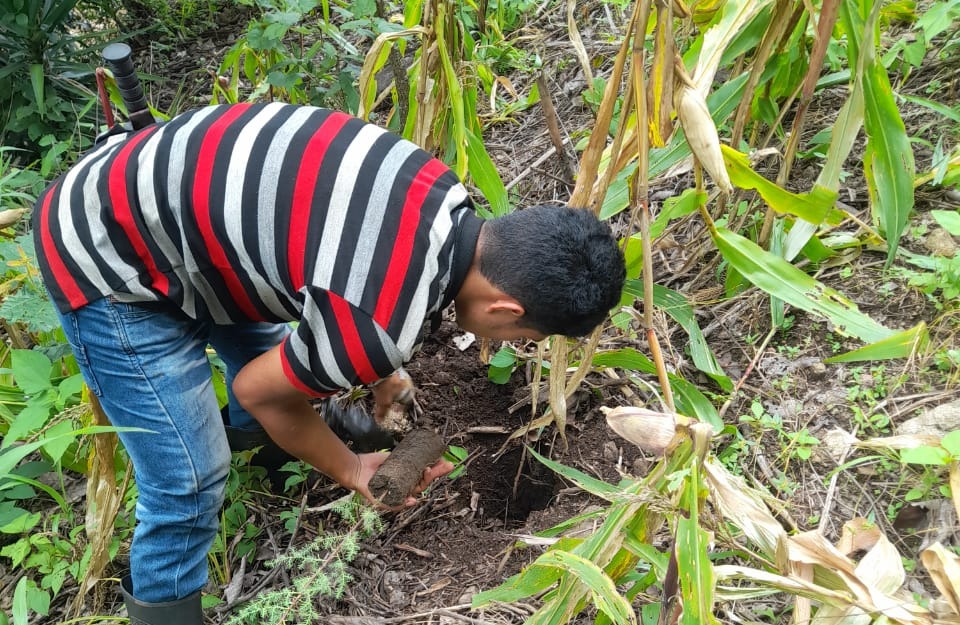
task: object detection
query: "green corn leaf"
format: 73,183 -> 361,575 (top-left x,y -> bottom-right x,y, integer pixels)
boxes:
472,564 -> 562,607
825,322 -> 928,363
0,426 -> 147,477
0,474 -> 66,510
535,551 -> 637,625
435,4 -> 467,180
677,515 -> 718,625
534,509 -> 605,539
466,128 -> 511,217
899,94 -> 960,125
712,227 -> 893,343
592,349 -> 722,430
527,445 -> 621,500
720,146 -> 840,226
623,190 -> 705,275
623,280 -> 731,391
844,0 -> 915,264
677,459 -> 717,625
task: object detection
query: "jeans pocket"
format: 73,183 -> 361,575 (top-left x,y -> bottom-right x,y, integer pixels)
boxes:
65,312 -> 103,397
107,296 -> 160,321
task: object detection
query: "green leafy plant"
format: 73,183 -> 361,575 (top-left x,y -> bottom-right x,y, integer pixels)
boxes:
443,444 -> 468,480
897,209 -> 960,308
208,450 -> 269,585
0,424 -> 140,625
0,235 -> 62,336
738,399 -> 820,465
0,147 -> 44,212
487,346 -> 518,384
214,0 -> 389,110
227,499 -> 383,624
899,430 -> 960,501
0,0 -> 117,165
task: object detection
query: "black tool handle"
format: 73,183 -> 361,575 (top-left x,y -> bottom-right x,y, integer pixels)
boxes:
101,43 -> 154,130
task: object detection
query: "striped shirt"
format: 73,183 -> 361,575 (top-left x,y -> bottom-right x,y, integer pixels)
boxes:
33,103 -> 481,396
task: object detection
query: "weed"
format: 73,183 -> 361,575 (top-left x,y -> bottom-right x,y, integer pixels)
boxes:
443,444 -> 468,480
227,499 -> 382,624
845,365 -> 895,434
899,430 -> 960,502
209,450 -> 269,585
738,399 -> 819,467
487,346 -> 518,384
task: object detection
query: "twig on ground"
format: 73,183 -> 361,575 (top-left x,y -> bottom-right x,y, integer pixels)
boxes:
536,73 -> 575,185
818,425 -> 858,535
217,491 -> 309,613
504,140 -> 570,191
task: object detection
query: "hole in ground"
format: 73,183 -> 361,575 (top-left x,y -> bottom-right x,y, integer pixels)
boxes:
469,442 -> 558,526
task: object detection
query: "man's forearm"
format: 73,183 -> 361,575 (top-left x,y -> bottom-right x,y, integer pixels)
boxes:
232,344 -> 360,489
251,397 -> 360,488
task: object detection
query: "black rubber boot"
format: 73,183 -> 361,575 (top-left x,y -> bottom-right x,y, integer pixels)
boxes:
223,424 -> 297,490
121,576 -> 202,625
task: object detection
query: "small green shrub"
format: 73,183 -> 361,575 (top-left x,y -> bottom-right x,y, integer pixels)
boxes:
0,0 -> 118,166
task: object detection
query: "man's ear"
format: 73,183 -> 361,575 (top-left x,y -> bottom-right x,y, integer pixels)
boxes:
486,299 -> 525,317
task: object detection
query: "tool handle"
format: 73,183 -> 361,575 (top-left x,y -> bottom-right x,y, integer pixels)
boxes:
101,43 -> 153,130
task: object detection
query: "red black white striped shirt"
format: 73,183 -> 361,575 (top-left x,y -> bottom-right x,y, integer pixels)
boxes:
33,103 -> 481,396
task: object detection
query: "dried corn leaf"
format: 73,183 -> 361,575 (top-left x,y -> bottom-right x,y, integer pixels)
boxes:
792,562 -> 813,625
789,531 -> 928,625
569,2 -> 640,207
857,434 -> 943,451
548,337 -> 569,449
72,394 -> 122,615
704,458 -> 785,558
566,0 -> 593,85
691,0 -> 772,96
357,27 -> 428,119
836,518 -> 883,557
921,542 -> 960,616
649,1 -> 674,147
714,565 -> 855,606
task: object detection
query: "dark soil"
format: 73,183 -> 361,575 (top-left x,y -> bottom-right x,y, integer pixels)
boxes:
315,319 -> 643,620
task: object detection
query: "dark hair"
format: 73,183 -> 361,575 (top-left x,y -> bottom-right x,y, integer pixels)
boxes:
478,205 -> 626,337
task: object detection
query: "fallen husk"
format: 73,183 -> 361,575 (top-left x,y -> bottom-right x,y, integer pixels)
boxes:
602,405 -> 688,455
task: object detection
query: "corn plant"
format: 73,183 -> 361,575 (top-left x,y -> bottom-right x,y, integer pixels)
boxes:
475,0 -> 955,621
527,0 -> 936,441
356,0 -> 538,217
478,407 -> 953,624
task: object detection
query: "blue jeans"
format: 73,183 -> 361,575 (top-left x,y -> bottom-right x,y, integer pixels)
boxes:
55,297 -> 290,602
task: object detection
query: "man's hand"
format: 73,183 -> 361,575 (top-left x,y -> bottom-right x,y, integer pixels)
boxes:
371,368 -> 419,423
349,452 -> 454,510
